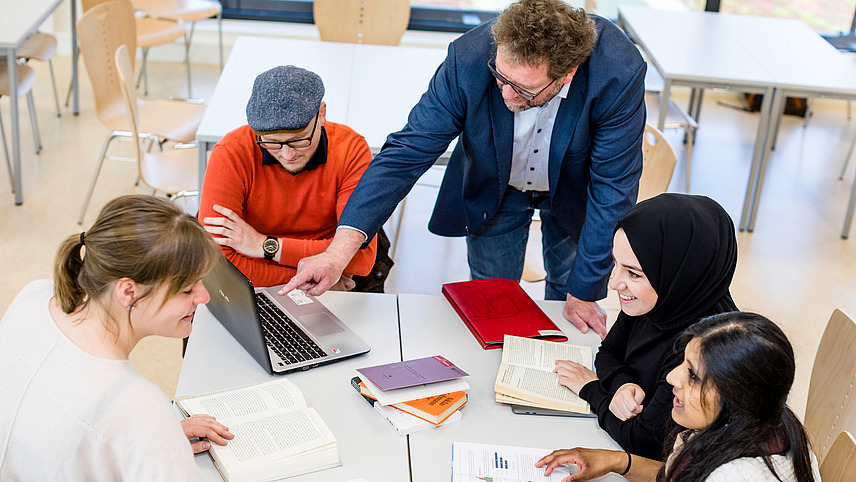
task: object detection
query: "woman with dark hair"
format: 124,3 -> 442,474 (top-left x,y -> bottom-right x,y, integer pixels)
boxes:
536,312 -> 820,481
552,193 -> 738,459
0,195 -> 233,480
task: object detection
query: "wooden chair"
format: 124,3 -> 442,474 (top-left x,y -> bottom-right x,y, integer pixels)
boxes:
314,0 -> 410,46
17,32 -> 61,118
76,0 -> 205,223
82,0 -> 188,96
131,0 -> 224,97
0,61 -> 42,191
522,125 -> 677,283
114,44 -> 198,199
805,309 -> 856,462
644,92 -> 697,192
820,431 -> 856,482
638,124 -> 677,202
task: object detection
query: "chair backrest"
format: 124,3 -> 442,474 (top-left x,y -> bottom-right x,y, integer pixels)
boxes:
637,124 -> 676,203
805,309 -> 856,462
77,0 -> 137,130
313,0 -> 410,46
820,431 -> 856,482
113,44 -> 144,178
82,0 -> 118,12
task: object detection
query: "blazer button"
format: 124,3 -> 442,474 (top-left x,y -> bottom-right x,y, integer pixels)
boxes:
465,226 -> 470,234
482,211 -> 488,220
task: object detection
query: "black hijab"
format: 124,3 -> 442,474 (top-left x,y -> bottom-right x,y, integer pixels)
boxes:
615,193 -> 738,331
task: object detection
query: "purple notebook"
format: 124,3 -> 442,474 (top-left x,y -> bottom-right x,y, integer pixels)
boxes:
356,355 -> 469,391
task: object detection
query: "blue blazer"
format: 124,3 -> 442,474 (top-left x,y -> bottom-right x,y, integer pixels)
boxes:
340,16 -> 646,301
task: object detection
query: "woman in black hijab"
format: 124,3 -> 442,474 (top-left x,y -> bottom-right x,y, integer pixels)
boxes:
552,193 -> 738,460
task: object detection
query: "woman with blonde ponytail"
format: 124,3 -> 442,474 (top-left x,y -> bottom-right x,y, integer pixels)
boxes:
0,195 -> 233,480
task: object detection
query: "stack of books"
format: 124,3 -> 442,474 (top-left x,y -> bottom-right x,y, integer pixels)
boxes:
352,355 -> 470,435
494,335 -> 593,416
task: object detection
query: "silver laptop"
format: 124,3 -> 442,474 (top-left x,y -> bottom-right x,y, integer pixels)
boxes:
202,255 -> 370,374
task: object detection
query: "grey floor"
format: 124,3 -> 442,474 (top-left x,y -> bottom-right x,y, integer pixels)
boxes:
2,53 -> 855,422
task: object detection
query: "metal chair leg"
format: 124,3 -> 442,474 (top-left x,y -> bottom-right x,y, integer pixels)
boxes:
685,126 -> 695,193
218,12 -> 223,70
136,47 -> 151,96
184,29 -> 193,98
0,110 -> 13,192
842,172 -> 856,239
841,133 -> 856,181
78,133 -> 121,224
26,92 -> 42,154
48,59 -> 61,117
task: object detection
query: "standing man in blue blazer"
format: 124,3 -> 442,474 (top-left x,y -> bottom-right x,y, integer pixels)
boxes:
283,0 -> 646,337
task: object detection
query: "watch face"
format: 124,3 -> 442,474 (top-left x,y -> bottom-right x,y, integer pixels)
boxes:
263,238 -> 279,254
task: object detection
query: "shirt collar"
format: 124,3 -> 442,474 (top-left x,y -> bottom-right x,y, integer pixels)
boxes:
261,127 -> 329,173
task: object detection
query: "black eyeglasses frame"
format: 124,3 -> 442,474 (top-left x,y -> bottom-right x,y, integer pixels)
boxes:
255,114 -> 320,150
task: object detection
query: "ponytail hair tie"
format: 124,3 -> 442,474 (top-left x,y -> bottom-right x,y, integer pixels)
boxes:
79,232 -> 85,246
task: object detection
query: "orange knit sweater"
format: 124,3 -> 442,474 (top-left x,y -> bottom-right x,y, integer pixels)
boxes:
199,123 -> 377,287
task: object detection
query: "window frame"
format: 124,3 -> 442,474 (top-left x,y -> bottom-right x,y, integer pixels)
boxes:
220,1 -> 499,33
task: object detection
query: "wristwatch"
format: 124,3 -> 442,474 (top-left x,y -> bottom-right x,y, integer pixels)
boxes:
262,236 -> 280,261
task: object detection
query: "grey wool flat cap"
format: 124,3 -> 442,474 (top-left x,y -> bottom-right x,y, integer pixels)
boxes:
246,65 -> 325,132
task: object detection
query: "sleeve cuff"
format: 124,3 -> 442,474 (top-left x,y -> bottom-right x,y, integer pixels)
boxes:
336,225 -> 369,248
579,379 -> 612,415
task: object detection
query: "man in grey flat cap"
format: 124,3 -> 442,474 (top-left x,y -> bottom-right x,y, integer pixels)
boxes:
199,65 -> 382,289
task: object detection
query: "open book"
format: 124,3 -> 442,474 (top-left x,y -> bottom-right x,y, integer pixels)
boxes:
175,378 -> 341,482
494,335 -> 593,415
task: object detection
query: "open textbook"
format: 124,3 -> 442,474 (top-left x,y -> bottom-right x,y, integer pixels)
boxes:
451,442 -> 573,482
494,335 -> 593,415
175,378 -> 340,482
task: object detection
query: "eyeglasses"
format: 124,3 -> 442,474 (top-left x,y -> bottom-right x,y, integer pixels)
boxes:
487,56 -> 557,101
256,114 -> 319,150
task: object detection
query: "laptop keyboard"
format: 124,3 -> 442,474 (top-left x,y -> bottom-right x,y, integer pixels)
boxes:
255,293 -> 326,365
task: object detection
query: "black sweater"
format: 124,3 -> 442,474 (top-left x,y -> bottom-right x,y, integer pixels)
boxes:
578,313 -> 683,460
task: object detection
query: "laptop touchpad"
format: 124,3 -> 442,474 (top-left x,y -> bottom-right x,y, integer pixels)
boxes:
299,313 -> 345,337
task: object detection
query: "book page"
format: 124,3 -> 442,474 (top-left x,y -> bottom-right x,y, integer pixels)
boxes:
176,378 -> 307,421
500,335 -> 592,371
451,442 -> 572,482
495,363 -> 589,412
210,407 -> 337,469
495,335 -> 592,413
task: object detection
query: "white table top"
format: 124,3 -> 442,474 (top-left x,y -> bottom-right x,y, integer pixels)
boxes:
346,42 -> 446,153
197,36 -> 356,144
176,291 -> 410,482
621,5 -> 856,97
742,17 -> 856,96
197,36 -> 449,153
398,293 -> 624,482
0,0 -> 64,49
618,6 -> 775,89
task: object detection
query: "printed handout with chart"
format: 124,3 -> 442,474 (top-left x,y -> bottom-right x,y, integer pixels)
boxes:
451,442 -> 574,482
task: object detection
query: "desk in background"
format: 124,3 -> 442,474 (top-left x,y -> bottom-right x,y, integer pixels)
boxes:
196,36 -> 450,188
176,291 -> 410,481
0,0 -> 79,205
398,293 -> 624,482
618,6 -> 777,232
620,6 -> 856,233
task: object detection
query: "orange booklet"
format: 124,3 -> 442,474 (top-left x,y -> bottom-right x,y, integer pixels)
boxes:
359,381 -> 468,425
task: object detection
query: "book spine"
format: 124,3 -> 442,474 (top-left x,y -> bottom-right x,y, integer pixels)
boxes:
373,403 -> 412,436
441,287 -> 489,349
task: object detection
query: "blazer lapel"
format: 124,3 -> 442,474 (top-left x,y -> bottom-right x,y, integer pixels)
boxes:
488,85 -> 514,184
549,64 -> 588,193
